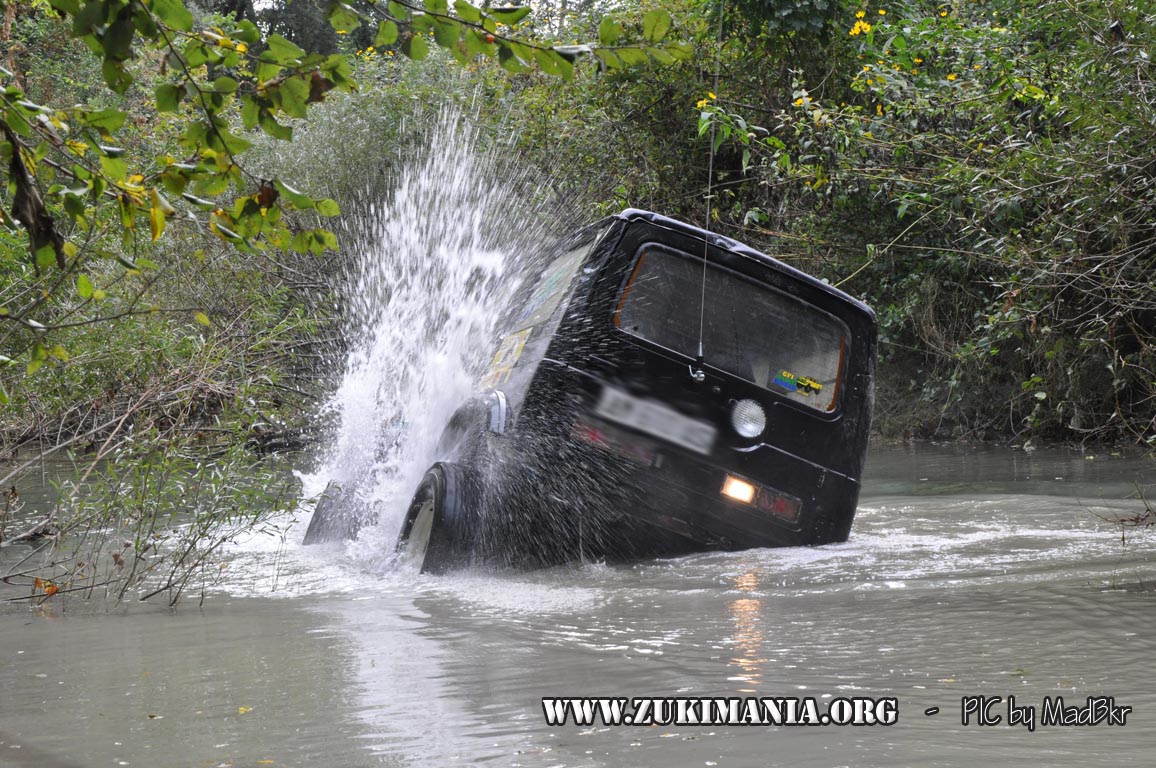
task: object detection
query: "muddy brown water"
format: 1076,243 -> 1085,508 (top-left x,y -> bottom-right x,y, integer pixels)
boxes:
2,444 -> 1155,767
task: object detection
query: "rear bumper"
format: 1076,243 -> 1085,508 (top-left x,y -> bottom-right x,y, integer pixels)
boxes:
494,419 -> 860,563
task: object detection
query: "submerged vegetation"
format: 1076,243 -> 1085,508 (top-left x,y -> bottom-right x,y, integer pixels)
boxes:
2,0 -> 1156,600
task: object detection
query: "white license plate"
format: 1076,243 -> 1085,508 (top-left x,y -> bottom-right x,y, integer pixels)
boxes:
594,386 -> 716,455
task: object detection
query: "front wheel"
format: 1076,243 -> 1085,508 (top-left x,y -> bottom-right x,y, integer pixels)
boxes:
396,463 -> 479,574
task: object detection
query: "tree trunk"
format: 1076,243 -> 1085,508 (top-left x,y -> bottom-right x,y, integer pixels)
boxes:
2,1 -> 19,88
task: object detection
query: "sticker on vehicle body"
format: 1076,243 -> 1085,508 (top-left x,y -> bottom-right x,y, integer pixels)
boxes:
772,370 -> 823,396
517,245 -> 587,327
772,370 -> 798,392
479,328 -> 531,389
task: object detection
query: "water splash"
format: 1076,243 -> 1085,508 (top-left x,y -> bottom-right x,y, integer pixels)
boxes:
309,108 -> 547,571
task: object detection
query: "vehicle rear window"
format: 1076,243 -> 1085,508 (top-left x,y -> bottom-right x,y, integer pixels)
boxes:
613,245 -> 850,412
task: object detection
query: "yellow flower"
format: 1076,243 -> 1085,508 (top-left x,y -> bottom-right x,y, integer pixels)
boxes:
794,97 -> 805,106
947,73 -> 957,81
696,98 -> 709,109
863,64 -> 872,71
877,104 -> 883,115
914,57 -> 923,63
879,8 -> 886,15
973,64 -> 982,70
708,92 -> 716,100
856,10 -> 865,18
940,10 -> 948,16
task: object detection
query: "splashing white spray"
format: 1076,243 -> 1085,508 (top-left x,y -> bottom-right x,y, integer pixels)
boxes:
310,108 -> 546,570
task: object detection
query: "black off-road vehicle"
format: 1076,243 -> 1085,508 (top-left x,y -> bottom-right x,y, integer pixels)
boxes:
383,209 -> 877,572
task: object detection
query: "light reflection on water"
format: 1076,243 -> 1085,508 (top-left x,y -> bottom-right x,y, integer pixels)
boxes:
2,445 -> 1156,767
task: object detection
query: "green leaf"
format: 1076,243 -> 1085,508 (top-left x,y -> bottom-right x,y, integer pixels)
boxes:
535,49 -> 573,80
316,199 -> 341,217
151,0 -> 191,32
592,48 -> 623,69
266,34 -> 306,63
489,5 -> 531,26
102,16 -> 135,61
156,83 -> 181,112
646,47 -> 675,65
48,0 -> 82,16
402,34 -> 430,60
616,46 -> 649,67
35,245 -> 57,270
662,41 -> 694,62
194,311 -> 211,327
375,20 -> 399,46
277,75 -> 310,118
213,76 -> 239,94
326,2 -> 362,33
259,110 -> 293,141
453,0 -> 481,23
274,179 -> 315,210
425,0 -> 448,14
234,20 -> 261,45
82,108 -> 127,133
507,40 -> 534,62
241,94 -> 260,129
498,44 -> 530,73
153,0 -> 195,32
411,13 -> 436,33
434,19 -> 461,48
256,58 -> 281,83
598,17 -> 623,46
102,59 -> 133,94
77,273 -> 94,299
641,10 -> 672,43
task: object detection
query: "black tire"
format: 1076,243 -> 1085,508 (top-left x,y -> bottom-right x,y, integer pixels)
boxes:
396,463 -> 479,574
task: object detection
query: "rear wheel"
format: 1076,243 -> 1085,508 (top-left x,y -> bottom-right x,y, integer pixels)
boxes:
396,463 -> 478,574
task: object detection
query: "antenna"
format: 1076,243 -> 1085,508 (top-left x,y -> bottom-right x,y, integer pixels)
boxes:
693,1 -> 725,384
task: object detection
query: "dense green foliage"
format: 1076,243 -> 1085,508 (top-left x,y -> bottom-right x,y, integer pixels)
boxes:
0,0 -> 691,602
5,0 -> 1156,449
479,0 -> 1156,445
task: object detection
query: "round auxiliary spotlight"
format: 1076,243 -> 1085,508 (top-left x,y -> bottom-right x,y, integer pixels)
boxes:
731,399 -> 766,438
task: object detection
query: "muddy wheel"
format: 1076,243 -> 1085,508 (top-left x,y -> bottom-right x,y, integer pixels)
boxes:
396,463 -> 478,574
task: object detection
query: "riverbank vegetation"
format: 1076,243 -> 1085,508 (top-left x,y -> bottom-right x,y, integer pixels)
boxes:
2,0 -> 1155,600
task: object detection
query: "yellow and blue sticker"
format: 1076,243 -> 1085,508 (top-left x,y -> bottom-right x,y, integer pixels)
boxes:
773,370 -> 823,396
